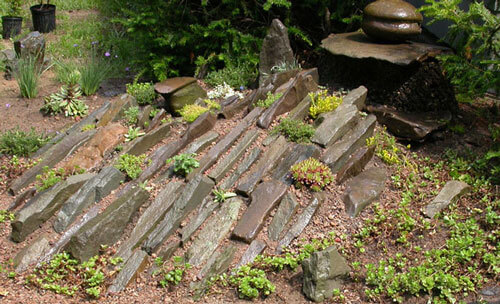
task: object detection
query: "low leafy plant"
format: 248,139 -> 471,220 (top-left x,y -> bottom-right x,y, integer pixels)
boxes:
149,107 -> 160,119
229,265 -> 275,299
272,117 -> 315,143
41,84 -> 88,117
14,55 -> 48,99
203,99 -> 221,111
36,166 -> 66,191
213,187 -> 237,203
126,82 -> 156,105
204,62 -> 258,89
0,128 -> 49,156
124,126 -> 145,142
157,256 -> 191,288
0,210 -> 15,224
270,59 -> 301,74
124,106 -> 140,126
255,91 -> 283,109
166,153 -> 199,177
178,104 -> 208,123
290,158 -> 333,191
115,153 -> 146,179
309,90 -> 343,119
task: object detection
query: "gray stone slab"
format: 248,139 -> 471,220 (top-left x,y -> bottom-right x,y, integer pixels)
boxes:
11,173 -> 95,242
136,139 -> 184,184
142,175 -> 214,254
208,129 -> 259,183
262,133 -> 278,147
321,114 -> 376,173
138,105 -> 153,129
123,123 -> 171,156
97,94 -> 133,127
180,198 -> 219,244
65,185 -> 149,261
14,235 -> 50,272
288,95 -> 312,121
271,143 -> 321,184
236,136 -> 290,196
338,86 -> 367,111
186,197 -> 241,266
236,239 -> 267,268
268,192 -> 299,241
146,109 -> 166,133
157,240 -> 181,261
343,167 -> 386,217
220,147 -> 262,190
424,180 -> 471,218
233,180 -> 287,243
108,250 -> 148,293
312,105 -> 359,147
54,167 -> 125,233
184,131 -> 219,154
336,146 -> 375,184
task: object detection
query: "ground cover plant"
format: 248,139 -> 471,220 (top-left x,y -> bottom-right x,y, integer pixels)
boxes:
309,89 -> 343,119
0,128 -> 49,156
255,92 -> 283,109
115,153 -> 147,179
290,157 -> 333,191
271,117 -> 315,143
178,104 -> 208,123
126,82 -> 156,105
167,153 -> 199,177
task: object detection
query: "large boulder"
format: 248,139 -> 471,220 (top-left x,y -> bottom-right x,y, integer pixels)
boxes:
155,77 -> 206,114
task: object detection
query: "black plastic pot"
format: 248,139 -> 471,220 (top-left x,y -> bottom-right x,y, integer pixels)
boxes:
30,4 -> 56,33
2,16 -> 22,39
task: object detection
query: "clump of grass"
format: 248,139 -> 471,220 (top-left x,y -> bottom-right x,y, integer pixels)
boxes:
79,48 -> 111,96
272,118 -> 315,143
14,55 -> 47,99
0,128 -> 49,156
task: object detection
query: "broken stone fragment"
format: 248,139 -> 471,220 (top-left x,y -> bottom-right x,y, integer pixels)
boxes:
342,167 -> 386,217
424,180 -> 471,218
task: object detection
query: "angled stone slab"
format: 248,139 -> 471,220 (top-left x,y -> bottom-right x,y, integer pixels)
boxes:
157,240 -> 181,262
54,167 -> 125,233
14,235 -> 50,272
116,181 -> 183,262
155,77 -> 196,95
65,185 -> 149,261
184,131 -> 219,154
271,143 -> 321,184
262,133 -> 278,147
208,129 -> 259,183
221,92 -> 254,119
340,86 -> 367,111
146,109 -> 166,133
181,111 -> 217,144
336,146 -> 375,184
186,197 -> 241,267
236,239 -> 267,268
10,130 -> 96,195
277,193 -> 324,254
108,249 -> 148,293
189,107 -> 264,180
288,94 -> 312,121
343,167 -> 386,217
142,175 -> 214,254
138,105 -> 153,129
8,187 -> 36,211
11,173 -> 95,242
268,192 -> 299,241
321,114 -> 376,173
123,122 -> 171,156
312,105 -> 359,147
236,136 -> 290,196
168,82 -> 207,113
180,198 -> 219,244
260,69 -> 300,90
136,138 -> 184,184
424,181 -> 471,218
233,180 -> 287,243
220,147 -> 262,190
97,94 -> 133,127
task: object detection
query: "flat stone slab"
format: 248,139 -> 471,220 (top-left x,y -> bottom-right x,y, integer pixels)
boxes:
169,82 -> 207,113
65,185 -> 149,261
186,197 -> 241,267
272,143 -> 321,185
154,77 -> 196,95
181,111 -> 217,144
184,131 -> 219,154
424,180 -> 471,218
336,146 -> 375,184
268,192 -> 299,241
136,138 -> 185,184
11,173 -> 95,242
14,235 -> 50,272
97,94 -> 134,127
108,249 -> 148,293
312,105 -> 359,147
180,198 -> 218,244
277,193 -> 324,254
220,147 -> 262,190
338,86 -> 367,111
54,167 -> 125,233
288,95 -> 312,121
232,180 -> 287,243
236,239 -> 267,268
343,167 -> 386,217
123,123 -> 171,156
321,32 -> 451,66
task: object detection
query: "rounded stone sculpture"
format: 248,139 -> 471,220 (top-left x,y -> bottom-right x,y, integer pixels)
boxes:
362,0 -> 423,42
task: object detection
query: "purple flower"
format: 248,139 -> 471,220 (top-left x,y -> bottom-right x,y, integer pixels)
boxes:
91,41 -> 98,45
6,103 -> 11,108
73,43 -> 79,47
239,86 -> 245,91
125,67 -> 130,72
20,44 -> 25,48
104,51 -> 111,57
114,55 -> 118,58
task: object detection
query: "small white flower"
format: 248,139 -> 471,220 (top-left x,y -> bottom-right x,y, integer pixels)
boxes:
207,82 -> 243,100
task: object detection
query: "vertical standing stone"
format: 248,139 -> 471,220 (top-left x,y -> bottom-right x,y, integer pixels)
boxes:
268,192 -> 299,241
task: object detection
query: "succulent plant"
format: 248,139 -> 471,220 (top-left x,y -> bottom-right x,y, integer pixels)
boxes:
290,157 -> 333,191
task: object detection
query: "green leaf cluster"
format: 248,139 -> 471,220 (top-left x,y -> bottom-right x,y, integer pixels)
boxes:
0,128 -> 49,156
124,106 -> 140,126
115,153 -> 146,179
157,256 -> 191,288
41,84 -> 88,117
229,265 -> 275,299
290,157 -> 333,191
255,91 -> 282,109
178,104 -> 209,123
272,117 -> 315,143
126,82 -> 156,105
166,153 -> 199,177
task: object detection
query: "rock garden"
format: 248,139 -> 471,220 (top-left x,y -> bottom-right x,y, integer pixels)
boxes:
0,0 -> 498,303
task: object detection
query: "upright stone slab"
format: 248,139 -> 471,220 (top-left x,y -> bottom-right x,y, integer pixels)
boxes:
232,180 -> 287,243
123,123 -> 171,156
14,31 -> 45,62
312,105 -> 359,147
424,181 -> 471,218
142,175 -> 214,254
136,139 -> 185,184
146,109 -> 166,133
271,144 -> 321,184
208,129 -> 259,183
338,86 -> 367,111
186,197 -> 241,266
184,131 -> 219,154
277,193 -> 324,253
336,146 -> 375,184
288,95 -> 312,121
108,250 -> 148,293
236,239 -> 267,268
220,147 -> 262,190
97,94 -> 133,127
180,198 -> 219,244
65,186 -> 149,261
181,111 -> 217,144
268,192 -> 299,241
236,136 -> 290,196
343,167 -> 386,217
11,173 -> 95,242
54,167 -> 125,233
13,235 -> 50,272
321,114 -> 376,173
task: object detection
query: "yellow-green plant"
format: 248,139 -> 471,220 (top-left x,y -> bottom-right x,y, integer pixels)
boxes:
309,90 -> 342,119
203,99 -> 221,110
255,92 -> 283,109
178,104 -> 208,123
290,158 -> 333,191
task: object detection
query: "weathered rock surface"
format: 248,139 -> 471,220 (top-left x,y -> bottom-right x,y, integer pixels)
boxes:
97,94 -> 133,127
208,129 -> 259,183
181,112 -> 217,144
233,180 -> 287,243
424,180 -> 471,218
13,235 -> 50,272
138,105 -> 153,129
302,246 -> 351,302
336,146 -> 375,184
65,186 -> 149,261
136,139 -> 184,184
268,192 -> 299,241
168,82 -> 207,113
184,131 -> 219,154
259,19 -> 294,85
288,95 -> 312,121
312,105 -> 359,147
123,122 -> 171,156
343,167 -> 386,217
236,239 -> 267,268
157,240 -> 181,261
142,175 -> 214,254
277,193 -> 324,253
186,197 -> 241,266
11,173 -> 95,242
321,114 -> 376,173
180,198 -> 218,244
220,93 -> 253,119
236,136 -> 290,196
54,167 -> 125,233
338,86 -> 367,111
271,144 -> 321,184
220,147 -> 262,190
154,77 -> 196,95
108,250 -> 148,293
14,31 -> 45,62
146,109 -> 166,132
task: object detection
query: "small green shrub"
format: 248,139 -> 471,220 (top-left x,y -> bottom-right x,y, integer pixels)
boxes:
41,84 -> 88,117
272,118 -> 315,143
255,91 -> 283,109
124,106 -> 140,126
115,153 -> 146,179
126,82 -> 156,105
213,187 -> 237,203
178,104 -> 208,123
157,256 -> 191,288
204,62 -> 258,88
309,90 -> 343,119
14,55 -> 47,99
149,107 -> 160,119
0,210 -> 15,224
0,128 -> 49,156
229,265 -> 275,299
166,153 -> 199,177
290,158 -> 333,191
124,126 -> 145,142
36,166 -> 66,191
203,99 -> 221,111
